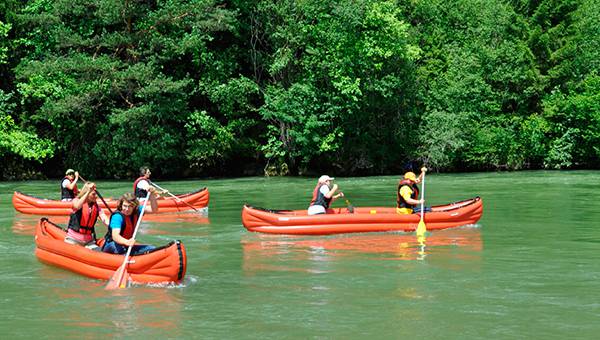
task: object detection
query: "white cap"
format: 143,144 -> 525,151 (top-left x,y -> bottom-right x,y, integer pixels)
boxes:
318,175 -> 335,183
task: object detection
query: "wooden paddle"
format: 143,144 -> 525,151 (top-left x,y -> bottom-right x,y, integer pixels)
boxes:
148,180 -> 202,213
105,191 -> 151,290
416,171 -> 427,237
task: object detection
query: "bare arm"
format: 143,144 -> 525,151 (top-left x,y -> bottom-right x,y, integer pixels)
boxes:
401,186 -> 424,205
415,167 -> 427,184
144,187 -> 159,213
324,184 -> 338,199
65,172 -> 79,189
98,209 -> 109,226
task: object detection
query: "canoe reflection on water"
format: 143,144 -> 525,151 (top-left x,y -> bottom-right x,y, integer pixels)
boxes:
34,268 -> 184,337
12,215 -> 68,236
12,213 -> 209,236
241,227 -> 483,272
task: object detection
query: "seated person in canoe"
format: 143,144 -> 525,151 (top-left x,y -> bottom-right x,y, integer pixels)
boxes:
65,182 -> 109,250
61,169 -> 80,201
396,167 -> 427,214
102,190 -> 158,255
308,175 -> 344,215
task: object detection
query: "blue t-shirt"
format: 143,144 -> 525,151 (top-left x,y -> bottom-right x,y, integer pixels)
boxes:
109,206 -> 144,230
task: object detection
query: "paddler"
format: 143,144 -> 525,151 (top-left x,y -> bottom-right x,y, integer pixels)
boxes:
61,168 -> 79,201
396,167 -> 427,214
101,190 -> 159,255
64,182 -> 109,250
308,175 -> 344,215
133,166 -> 167,201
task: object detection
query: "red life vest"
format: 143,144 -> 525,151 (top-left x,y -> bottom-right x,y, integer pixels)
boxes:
105,211 -> 139,242
67,202 -> 100,234
133,176 -> 148,199
397,180 -> 419,209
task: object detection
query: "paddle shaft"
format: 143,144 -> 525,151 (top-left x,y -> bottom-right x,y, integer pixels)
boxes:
148,180 -> 200,212
110,191 -> 151,288
416,171 -> 427,237
121,191 -> 151,262
420,172 -> 425,221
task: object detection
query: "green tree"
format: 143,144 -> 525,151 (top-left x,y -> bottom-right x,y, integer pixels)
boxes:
538,0 -> 600,168
15,0 -> 250,178
250,0 -> 420,174
1,89 -> 55,179
409,0 -> 544,170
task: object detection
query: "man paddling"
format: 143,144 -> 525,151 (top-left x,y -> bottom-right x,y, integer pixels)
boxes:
133,166 -> 153,201
396,167 -> 427,214
133,166 -> 167,201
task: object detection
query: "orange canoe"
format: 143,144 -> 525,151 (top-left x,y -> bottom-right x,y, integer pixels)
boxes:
242,197 -> 483,235
35,218 -> 187,284
13,188 -> 209,215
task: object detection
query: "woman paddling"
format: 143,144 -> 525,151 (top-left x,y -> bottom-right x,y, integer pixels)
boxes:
102,189 -> 159,255
308,175 -> 344,215
65,182 -> 109,250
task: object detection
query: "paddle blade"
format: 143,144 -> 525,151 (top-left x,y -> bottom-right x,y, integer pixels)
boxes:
416,218 -> 427,237
106,265 -> 130,290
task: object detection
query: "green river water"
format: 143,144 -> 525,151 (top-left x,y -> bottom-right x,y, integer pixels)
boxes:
1,171 -> 599,339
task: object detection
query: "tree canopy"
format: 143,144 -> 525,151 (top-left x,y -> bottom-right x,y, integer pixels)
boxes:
0,0 -> 598,179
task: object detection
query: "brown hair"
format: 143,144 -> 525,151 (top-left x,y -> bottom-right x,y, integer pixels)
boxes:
139,166 -> 150,176
117,192 -> 139,212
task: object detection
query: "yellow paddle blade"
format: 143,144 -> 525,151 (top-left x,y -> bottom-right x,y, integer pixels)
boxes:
416,218 -> 427,237
105,265 -> 130,290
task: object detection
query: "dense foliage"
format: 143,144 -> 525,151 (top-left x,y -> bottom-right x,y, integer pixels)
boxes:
0,0 -> 598,179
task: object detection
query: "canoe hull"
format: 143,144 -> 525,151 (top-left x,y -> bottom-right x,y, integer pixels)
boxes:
35,218 -> 186,284
242,197 -> 483,235
13,188 -> 209,215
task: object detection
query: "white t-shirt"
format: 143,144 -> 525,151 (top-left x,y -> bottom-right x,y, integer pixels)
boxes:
307,185 -> 331,215
136,179 -> 150,191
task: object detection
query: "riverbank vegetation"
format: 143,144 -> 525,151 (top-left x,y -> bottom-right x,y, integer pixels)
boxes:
1,0 -> 598,179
